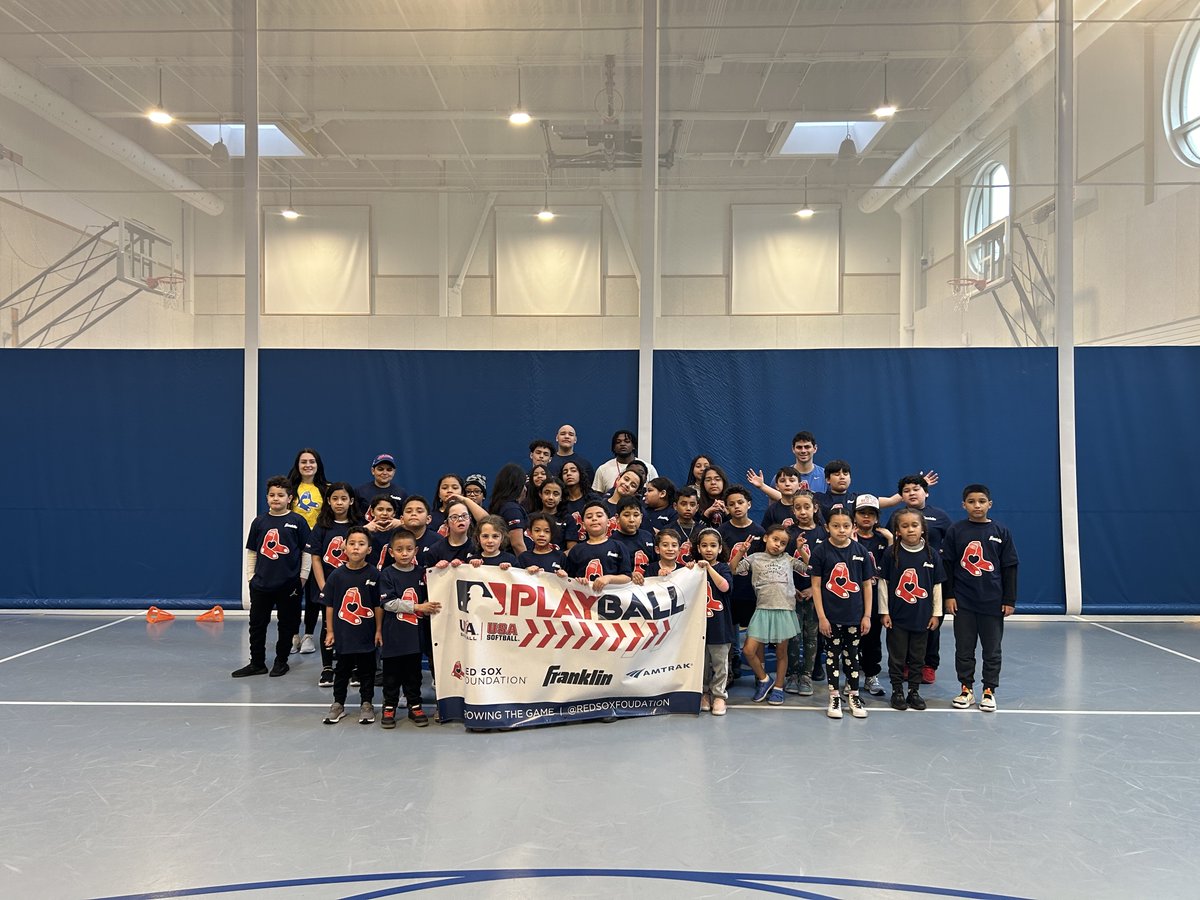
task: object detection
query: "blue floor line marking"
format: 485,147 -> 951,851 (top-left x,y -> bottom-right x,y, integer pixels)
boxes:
89,867 -> 1034,900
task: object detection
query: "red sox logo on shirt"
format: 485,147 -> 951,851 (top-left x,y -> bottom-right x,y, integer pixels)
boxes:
322,535 -> 346,569
960,540 -> 995,577
705,581 -> 724,618
585,559 -> 604,582
573,511 -> 586,541
633,550 -> 649,576
260,528 -> 289,560
896,568 -> 928,604
606,517 -> 619,537
678,541 -> 692,563
338,587 -> 374,625
825,561 -> 860,600
731,540 -> 748,559
437,523 -> 448,537
395,587 -> 420,625
781,517 -> 795,529
799,480 -> 810,491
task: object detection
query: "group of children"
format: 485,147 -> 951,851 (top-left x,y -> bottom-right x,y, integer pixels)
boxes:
235,432 -> 1019,727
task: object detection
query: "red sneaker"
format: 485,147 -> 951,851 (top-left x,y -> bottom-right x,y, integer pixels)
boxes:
921,666 -> 936,684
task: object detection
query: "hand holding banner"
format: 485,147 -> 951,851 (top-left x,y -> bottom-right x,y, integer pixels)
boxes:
429,564 -> 709,730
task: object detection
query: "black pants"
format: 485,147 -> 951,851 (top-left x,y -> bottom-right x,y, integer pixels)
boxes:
886,626 -> 929,691
317,607 -> 334,669
860,612 -> 885,678
382,653 -> 423,709
954,608 -> 1005,690
333,650 -> 375,705
824,624 -> 862,692
924,617 -> 945,668
248,583 -> 301,667
302,578 -> 321,634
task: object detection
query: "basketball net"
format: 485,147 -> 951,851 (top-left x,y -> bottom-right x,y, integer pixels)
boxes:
947,277 -> 988,312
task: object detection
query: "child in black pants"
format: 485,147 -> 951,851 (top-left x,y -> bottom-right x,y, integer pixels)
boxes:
943,484 -> 1019,712
878,509 -> 945,710
379,530 -> 442,728
233,476 -> 311,679
321,526 -> 382,724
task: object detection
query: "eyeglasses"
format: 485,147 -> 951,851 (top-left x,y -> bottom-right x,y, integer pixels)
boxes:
448,513 -> 471,522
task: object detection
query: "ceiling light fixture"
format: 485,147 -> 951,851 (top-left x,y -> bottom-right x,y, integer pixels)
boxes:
147,68 -> 173,125
281,178 -> 300,219
837,122 -> 857,160
796,176 -> 815,218
537,170 -> 555,221
509,62 -> 532,125
873,62 -> 897,119
210,116 -> 230,164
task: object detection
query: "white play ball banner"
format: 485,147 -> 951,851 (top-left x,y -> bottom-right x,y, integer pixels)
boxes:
429,564 -> 709,730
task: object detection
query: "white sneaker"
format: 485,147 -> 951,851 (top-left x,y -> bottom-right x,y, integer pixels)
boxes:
299,634 -> 316,654
952,685 -> 975,709
827,693 -> 843,719
979,688 -> 997,712
290,634 -> 302,655
865,675 -> 885,696
848,693 -> 868,719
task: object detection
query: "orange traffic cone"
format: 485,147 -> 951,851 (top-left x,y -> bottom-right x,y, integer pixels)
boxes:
146,606 -> 175,623
197,605 -> 225,623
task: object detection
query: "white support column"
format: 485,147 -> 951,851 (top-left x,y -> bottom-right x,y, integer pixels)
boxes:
637,1 -> 659,460
1057,0 -> 1083,615
450,192 -> 496,317
241,0 -> 259,610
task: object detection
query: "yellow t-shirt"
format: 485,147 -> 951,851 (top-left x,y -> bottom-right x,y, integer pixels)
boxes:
292,482 -> 323,528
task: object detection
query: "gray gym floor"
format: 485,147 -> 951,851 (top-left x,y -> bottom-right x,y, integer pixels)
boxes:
1,613 -> 1197,900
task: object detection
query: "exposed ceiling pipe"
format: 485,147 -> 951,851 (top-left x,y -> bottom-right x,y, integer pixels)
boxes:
860,0 -> 1141,214
0,57 -> 224,216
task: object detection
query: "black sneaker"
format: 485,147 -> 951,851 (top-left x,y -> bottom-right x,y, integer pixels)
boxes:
906,689 -> 927,711
409,706 -> 430,727
318,668 -> 334,688
231,663 -> 268,678
811,666 -> 826,682
380,706 -> 397,729
269,661 -> 289,677
890,689 -> 908,711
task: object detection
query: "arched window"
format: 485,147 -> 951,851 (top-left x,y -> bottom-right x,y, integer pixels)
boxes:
963,161 -> 1010,278
1164,11 -> 1200,166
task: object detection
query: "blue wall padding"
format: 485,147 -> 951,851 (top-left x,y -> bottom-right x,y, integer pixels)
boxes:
1076,347 -> 1200,614
258,349 -> 639,518
0,350 -> 243,606
653,349 -> 1065,613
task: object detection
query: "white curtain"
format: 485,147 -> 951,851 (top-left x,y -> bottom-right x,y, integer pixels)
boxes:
263,205 -> 371,314
495,206 -> 601,316
731,204 -> 840,314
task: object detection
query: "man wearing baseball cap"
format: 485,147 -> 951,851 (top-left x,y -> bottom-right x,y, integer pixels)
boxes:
355,453 -> 405,512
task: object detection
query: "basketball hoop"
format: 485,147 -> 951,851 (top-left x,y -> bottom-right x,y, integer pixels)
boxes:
144,274 -> 185,301
947,277 -> 988,312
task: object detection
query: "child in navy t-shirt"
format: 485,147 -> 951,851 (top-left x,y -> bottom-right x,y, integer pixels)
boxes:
320,526 -> 381,725
518,513 -> 569,575
566,501 -> 633,589
378,529 -> 440,728
234,475 -> 311,680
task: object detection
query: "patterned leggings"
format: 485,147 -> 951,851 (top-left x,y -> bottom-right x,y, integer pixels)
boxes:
824,623 -> 863,693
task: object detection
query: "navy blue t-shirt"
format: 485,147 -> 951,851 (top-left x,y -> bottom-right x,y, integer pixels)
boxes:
703,561 -> 736,646
368,524 -> 399,570
378,564 -> 426,657
674,519 -> 703,562
611,529 -> 657,574
548,453 -> 595,490
942,519 -> 1019,614
816,490 -> 859,522
246,512 -> 311,591
563,494 -> 597,542
517,548 -> 568,574
808,539 -> 877,625
855,528 -> 891,580
495,501 -> 528,536
356,481 -> 405,516
878,543 -> 945,631
645,506 -> 678,533
566,538 -> 632,580
720,521 -> 765,608
475,551 -> 519,568
786,524 -> 827,592
888,505 -> 953,550
305,521 -> 352,584
321,563 -> 380,655
760,500 -> 796,529
422,536 -> 477,567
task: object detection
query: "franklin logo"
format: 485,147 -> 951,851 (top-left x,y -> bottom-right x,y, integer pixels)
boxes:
542,665 -> 613,687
